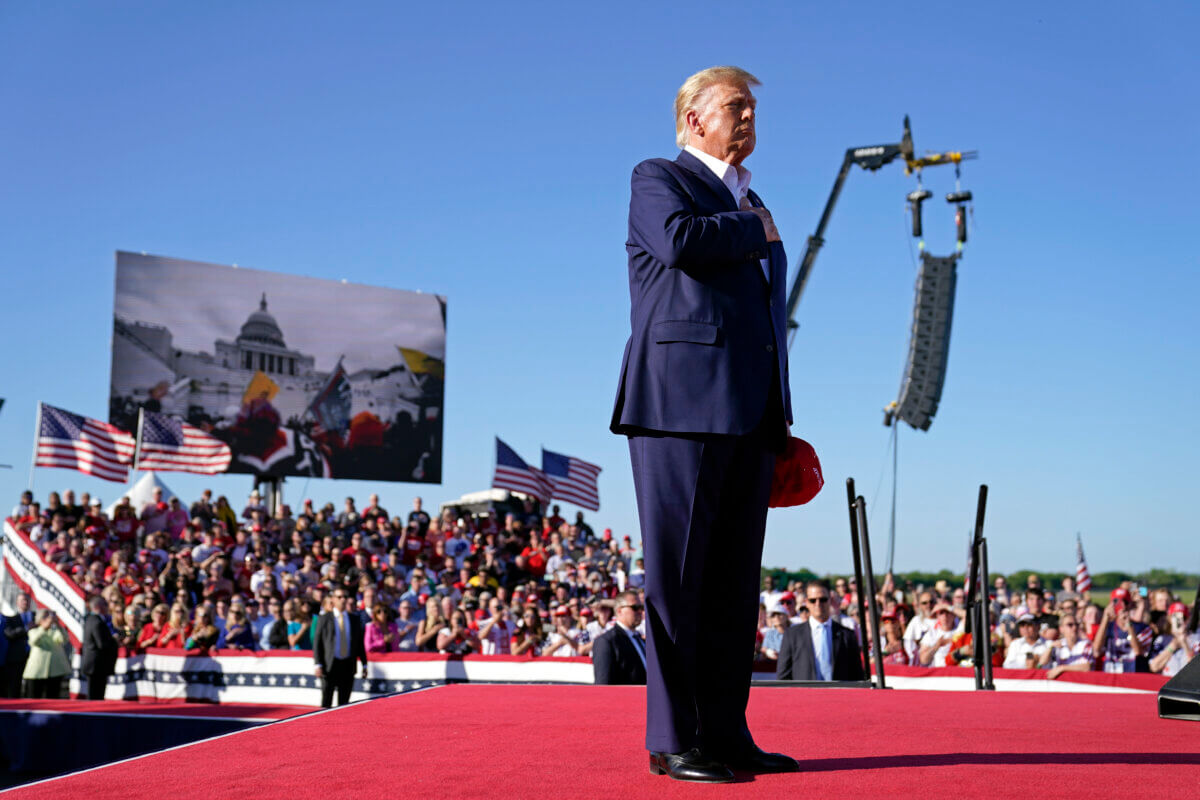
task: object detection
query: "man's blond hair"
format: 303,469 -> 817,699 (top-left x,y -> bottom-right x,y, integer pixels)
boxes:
674,66 -> 760,148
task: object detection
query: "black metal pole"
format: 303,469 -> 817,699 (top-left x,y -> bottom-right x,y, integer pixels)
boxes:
980,537 -> 994,690
855,496 -> 887,689
971,549 -> 984,690
846,478 -> 871,679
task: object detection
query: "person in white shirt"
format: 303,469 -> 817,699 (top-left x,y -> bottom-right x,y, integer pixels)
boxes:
477,597 -> 513,656
759,575 -> 784,611
445,530 -> 471,570
627,558 -> 646,590
918,603 -> 963,667
1003,614 -> 1051,669
904,592 -> 939,664
543,607 -> 583,657
585,602 -> 615,642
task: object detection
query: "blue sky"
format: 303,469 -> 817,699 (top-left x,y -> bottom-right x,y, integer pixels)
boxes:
1,2 -> 1197,576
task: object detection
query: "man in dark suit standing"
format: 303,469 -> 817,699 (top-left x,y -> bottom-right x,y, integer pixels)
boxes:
313,588 -> 367,707
1,592 -> 34,697
81,596 -> 118,701
611,66 -> 795,783
777,581 -> 864,682
592,592 -> 648,685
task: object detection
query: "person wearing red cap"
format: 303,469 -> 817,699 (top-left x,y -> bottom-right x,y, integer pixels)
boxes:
1150,601 -> 1199,677
1092,589 -> 1153,672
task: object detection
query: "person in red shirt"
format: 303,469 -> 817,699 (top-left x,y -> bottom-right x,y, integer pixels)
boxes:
158,605 -> 192,648
111,504 -> 142,544
521,536 -> 548,579
138,604 -> 169,650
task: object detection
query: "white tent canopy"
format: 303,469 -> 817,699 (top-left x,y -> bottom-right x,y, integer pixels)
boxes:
104,471 -> 177,517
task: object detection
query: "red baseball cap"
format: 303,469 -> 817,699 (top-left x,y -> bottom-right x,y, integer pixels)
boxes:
768,437 -> 824,508
1110,588 -> 1131,603
1169,602 -> 1188,616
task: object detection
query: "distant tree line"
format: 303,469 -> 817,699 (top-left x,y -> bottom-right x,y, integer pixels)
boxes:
762,567 -> 1200,592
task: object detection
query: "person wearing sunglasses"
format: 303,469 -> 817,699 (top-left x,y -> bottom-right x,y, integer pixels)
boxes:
1047,613 -> 1093,679
776,581 -> 863,682
592,592 -> 647,686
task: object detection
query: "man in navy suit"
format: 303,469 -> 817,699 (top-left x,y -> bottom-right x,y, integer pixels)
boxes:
592,592 -> 648,685
611,66 -> 796,782
776,580 -> 865,682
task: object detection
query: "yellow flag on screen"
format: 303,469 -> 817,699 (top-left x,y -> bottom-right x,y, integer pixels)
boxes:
398,347 -> 444,380
242,371 -> 279,404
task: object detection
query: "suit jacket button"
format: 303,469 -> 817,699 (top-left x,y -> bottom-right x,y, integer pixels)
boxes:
766,344 -> 774,353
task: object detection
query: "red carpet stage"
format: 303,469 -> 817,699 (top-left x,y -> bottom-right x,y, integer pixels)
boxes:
5,684 -> 1198,799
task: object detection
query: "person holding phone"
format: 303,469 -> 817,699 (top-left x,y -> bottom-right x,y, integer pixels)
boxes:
1092,588 -> 1152,672
1150,601 -> 1199,676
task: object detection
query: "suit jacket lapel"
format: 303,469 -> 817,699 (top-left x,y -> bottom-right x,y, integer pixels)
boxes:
676,150 -> 737,211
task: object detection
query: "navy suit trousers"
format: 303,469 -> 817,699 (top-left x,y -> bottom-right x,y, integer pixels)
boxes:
628,428 -> 775,754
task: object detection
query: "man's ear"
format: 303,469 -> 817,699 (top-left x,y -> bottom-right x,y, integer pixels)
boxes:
685,108 -> 704,139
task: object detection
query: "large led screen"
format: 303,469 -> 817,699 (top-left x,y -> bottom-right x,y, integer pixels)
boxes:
110,251 -> 445,482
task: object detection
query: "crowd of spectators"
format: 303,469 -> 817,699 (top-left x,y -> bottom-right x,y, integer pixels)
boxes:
4,486 -> 646,697
757,572 -> 1200,679
5,485 -> 1199,700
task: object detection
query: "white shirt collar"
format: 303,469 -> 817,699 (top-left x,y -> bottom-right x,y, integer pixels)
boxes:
808,616 -> 832,632
684,144 -> 752,205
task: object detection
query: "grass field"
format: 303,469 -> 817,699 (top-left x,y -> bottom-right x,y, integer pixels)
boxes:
1090,588 -> 1196,608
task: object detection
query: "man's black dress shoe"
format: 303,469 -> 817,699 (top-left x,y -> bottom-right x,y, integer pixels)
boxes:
717,746 -> 800,774
648,749 -> 735,783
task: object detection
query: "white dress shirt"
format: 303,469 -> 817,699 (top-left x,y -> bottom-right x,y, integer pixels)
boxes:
616,621 -> 647,670
808,617 -> 834,680
683,144 -> 770,283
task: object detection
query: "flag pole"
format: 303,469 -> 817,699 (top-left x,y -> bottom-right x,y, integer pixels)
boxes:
133,407 -> 145,472
27,402 -> 41,491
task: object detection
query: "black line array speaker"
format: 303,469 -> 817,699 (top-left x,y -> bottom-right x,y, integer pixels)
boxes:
1158,654 -> 1200,720
892,252 -> 958,431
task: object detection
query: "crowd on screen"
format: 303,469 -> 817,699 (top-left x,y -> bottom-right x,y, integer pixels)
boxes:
3,485 -> 1198,700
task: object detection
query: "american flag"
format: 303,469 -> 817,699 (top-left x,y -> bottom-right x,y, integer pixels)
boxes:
541,448 -> 601,511
1075,533 -> 1092,591
34,403 -> 135,483
492,438 -> 552,503
135,410 -> 232,475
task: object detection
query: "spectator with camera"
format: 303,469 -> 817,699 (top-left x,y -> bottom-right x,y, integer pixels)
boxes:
1092,588 -> 1152,672
1150,602 -> 1198,677
1003,614 -> 1050,669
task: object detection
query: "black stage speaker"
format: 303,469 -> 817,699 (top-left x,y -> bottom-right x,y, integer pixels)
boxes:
1158,655 -> 1200,720
890,252 -> 958,431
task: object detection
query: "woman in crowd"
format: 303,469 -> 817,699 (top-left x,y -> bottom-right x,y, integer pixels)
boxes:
437,610 -> 479,655
111,503 -> 141,544
511,607 -> 546,656
267,598 -> 293,650
365,602 -> 400,654
159,604 -> 191,648
416,596 -> 445,652
1048,612 -> 1094,679
221,607 -> 257,650
23,610 -> 70,699
138,604 -> 169,650
186,606 -> 220,652
120,605 -> 146,654
285,598 -> 312,650
214,495 -> 238,532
